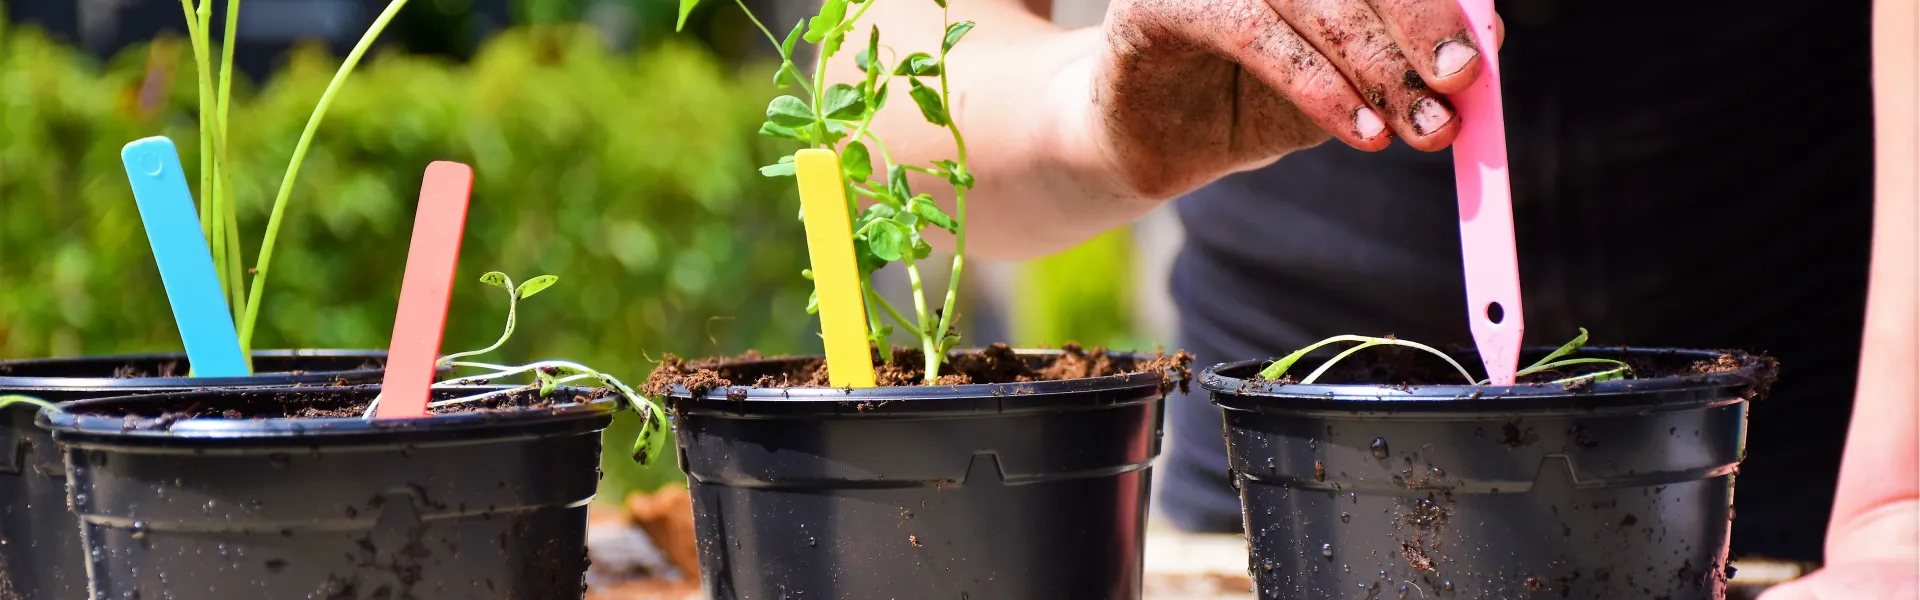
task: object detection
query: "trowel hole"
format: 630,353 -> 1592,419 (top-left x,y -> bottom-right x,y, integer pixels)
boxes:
1486,302 -> 1505,324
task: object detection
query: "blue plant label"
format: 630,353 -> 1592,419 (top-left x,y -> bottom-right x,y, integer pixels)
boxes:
121,136 -> 248,377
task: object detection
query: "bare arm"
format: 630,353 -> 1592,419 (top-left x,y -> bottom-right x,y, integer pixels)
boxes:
826,0 -> 1487,259
1826,0 -> 1919,563
1759,1 -> 1918,596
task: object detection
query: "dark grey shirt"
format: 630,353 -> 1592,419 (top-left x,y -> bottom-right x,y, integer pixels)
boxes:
1158,0 -> 1875,561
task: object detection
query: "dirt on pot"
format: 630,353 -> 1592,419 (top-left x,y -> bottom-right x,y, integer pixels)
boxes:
643,343 -> 1194,396
62,387 -> 615,423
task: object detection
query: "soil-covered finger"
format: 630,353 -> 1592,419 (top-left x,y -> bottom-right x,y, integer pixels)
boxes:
1205,0 -> 1390,150
1368,0 -> 1479,92
1267,0 -> 1458,148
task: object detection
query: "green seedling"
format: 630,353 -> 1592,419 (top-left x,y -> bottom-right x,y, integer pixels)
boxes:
0,396 -> 57,412
1257,328 -> 1632,386
361,272 -> 668,465
174,0 -> 415,369
683,0 -> 978,384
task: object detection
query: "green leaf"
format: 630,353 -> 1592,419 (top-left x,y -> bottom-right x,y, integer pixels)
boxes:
759,121 -> 808,142
781,20 -> 806,58
801,268 -> 814,280
907,195 -> 955,231
892,53 -> 941,77
805,0 -> 848,43
873,82 -> 891,110
932,0 -> 946,7
852,237 -> 889,274
479,271 -> 511,290
887,165 -> 913,204
537,370 -> 559,396
767,96 -> 816,128
841,142 -> 874,182
863,219 -> 910,261
942,21 -> 975,52
676,0 -> 700,31
1522,328 -> 1590,374
806,289 -> 820,314
862,26 -> 881,79
774,63 -> 799,88
760,155 -> 797,177
908,79 -> 948,126
912,235 -> 932,260
856,49 -> 875,74
516,275 -> 558,299
822,84 -> 866,120
939,333 -> 961,352
933,159 -> 974,188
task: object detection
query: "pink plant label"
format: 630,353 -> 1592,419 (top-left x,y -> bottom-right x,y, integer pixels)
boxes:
376,162 -> 475,418
1450,0 -> 1525,385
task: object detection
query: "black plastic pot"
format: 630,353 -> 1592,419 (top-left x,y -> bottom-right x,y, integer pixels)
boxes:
1202,347 -> 1776,600
664,349 -> 1186,600
38,384 -> 616,599
0,350 -> 389,600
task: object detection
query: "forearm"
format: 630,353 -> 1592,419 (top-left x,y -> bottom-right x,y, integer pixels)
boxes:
823,1 -> 1152,259
1824,0 -> 1920,565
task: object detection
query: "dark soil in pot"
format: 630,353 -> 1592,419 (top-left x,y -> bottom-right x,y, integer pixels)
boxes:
1202,346 -> 1778,600
37,384 -> 616,600
0,350 -> 389,600
646,344 -> 1193,600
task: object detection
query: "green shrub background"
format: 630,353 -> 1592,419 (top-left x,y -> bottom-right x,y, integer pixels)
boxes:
0,12 -> 817,496
0,5 -> 1142,501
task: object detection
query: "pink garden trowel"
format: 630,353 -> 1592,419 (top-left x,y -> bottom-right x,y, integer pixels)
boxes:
1449,0 -> 1525,385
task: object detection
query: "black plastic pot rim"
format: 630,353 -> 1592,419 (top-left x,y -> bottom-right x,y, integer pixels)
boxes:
1204,346 -> 1772,413
39,384 -> 618,446
666,348 -> 1188,416
0,349 -> 388,393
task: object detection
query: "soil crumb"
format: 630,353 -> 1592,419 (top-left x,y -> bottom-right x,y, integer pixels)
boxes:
644,343 -> 1194,396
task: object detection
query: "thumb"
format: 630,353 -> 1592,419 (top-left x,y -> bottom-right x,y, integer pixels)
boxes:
1495,12 -> 1505,49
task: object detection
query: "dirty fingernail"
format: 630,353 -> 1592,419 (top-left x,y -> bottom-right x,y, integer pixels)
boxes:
1434,40 -> 1479,78
1412,97 -> 1453,135
1355,107 -> 1386,140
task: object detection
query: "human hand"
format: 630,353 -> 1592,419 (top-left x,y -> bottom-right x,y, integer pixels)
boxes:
1757,562 -> 1920,600
1086,0 -> 1502,199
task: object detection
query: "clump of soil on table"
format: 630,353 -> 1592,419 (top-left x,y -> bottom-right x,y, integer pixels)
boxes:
644,343 -> 1193,396
64,387 -> 615,425
1259,342 -> 1776,390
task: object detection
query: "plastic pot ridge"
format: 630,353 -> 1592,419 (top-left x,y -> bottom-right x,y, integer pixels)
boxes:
1203,346 -> 1776,600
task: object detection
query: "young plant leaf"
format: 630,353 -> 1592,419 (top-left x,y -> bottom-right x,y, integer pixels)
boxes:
893,53 -> 941,77
676,0 -> 701,31
933,0 -> 946,7
852,237 -> 889,274
1521,328 -> 1590,374
781,20 -> 806,58
942,21 -> 975,52
911,235 -> 932,260
887,164 -> 913,204
479,271 -> 512,290
873,82 -> 891,110
801,268 -> 814,280
516,275 -> 558,299
821,84 -> 866,120
766,96 -> 817,128
760,155 -> 797,177
864,219 -> 910,261
907,195 -> 955,231
806,289 -> 820,314
774,63 -> 800,88
863,26 -> 882,85
536,369 -> 559,396
934,159 -> 974,188
758,121 -> 808,142
841,142 -> 874,183
908,79 -> 949,126
805,0 -> 849,43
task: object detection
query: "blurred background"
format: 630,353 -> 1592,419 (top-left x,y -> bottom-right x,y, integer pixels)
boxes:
0,0 -> 1178,501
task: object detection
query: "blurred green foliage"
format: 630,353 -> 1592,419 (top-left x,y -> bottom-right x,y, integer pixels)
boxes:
0,12 -> 814,496
1013,225 -> 1142,351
